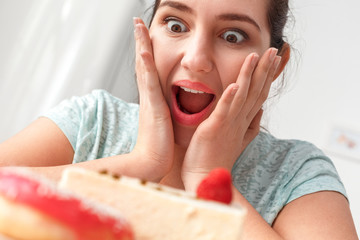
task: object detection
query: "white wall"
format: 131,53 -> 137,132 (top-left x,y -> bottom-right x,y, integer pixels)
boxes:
267,0 -> 360,232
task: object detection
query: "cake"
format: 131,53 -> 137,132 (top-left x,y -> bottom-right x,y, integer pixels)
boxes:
0,168 -> 134,240
59,168 -> 246,240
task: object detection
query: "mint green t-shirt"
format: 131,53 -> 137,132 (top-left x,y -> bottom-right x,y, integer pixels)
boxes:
44,89 -> 347,225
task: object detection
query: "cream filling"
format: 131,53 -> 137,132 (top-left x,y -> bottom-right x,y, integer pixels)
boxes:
59,168 -> 247,240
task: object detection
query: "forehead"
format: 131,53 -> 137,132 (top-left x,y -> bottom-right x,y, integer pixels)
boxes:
156,0 -> 269,29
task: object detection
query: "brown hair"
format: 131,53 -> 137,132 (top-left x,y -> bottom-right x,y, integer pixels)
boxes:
267,0 -> 289,50
147,0 -> 293,101
148,0 -> 290,51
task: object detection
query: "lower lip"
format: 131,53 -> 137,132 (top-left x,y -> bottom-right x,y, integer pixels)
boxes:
171,87 -> 215,126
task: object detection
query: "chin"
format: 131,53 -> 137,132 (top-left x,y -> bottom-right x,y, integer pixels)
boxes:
173,122 -> 196,148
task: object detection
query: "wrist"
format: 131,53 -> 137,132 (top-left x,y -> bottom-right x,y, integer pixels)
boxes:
125,151 -> 169,182
181,171 -> 208,192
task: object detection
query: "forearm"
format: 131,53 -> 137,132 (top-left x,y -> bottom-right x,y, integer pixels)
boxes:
231,186 -> 284,240
3,152 -> 162,183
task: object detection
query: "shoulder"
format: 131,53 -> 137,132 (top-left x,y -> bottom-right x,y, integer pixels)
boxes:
65,89 -> 138,113
88,89 -> 139,121
234,131 -> 326,173
232,131 -> 346,224
43,90 -> 139,161
46,89 -> 139,124
248,132 -> 339,182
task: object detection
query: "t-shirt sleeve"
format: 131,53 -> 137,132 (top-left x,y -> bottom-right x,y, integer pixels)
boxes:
266,141 -> 348,224
43,93 -> 91,151
232,132 -> 348,225
42,90 -> 139,163
266,150 -> 347,225
283,152 -> 347,204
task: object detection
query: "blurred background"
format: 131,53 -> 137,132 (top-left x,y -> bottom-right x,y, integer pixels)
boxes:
0,0 -> 359,231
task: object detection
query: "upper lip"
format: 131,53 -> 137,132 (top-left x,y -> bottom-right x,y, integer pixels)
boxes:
173,80 -> 215,95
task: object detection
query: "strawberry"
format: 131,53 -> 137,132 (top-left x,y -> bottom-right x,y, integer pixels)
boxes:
196,168 -> 233,204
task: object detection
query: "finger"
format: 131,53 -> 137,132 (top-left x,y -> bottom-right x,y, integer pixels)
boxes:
227,53 -> 259,116
134,18 -> 154,86
137,21 -> 153,58
134,18 -> 145,89
210,83 -> 240,122
134,19 -> 167,113
207,53 -> 259,125
134,19 -> 158,94
140,51 -> 165,106
247,55 -> 281,120
240,48 -> 278,118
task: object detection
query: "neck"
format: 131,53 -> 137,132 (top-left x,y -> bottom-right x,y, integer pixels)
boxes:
159,144 -> 187,189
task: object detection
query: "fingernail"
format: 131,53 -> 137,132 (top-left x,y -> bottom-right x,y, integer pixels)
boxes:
133,17 -> 140,26
274,56 -> 282,69
251,53 -> 259,67
270,48 -> 278,61
231,84 -> 240,95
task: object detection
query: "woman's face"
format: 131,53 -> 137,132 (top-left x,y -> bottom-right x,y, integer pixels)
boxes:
149,0 -> 271,147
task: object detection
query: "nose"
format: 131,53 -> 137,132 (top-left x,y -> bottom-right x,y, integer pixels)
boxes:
180,33 -> 214,73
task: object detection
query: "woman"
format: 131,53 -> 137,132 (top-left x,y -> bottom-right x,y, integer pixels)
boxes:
0,0 -> 358,238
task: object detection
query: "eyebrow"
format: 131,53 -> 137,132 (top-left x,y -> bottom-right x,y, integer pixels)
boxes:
158,1 -> 193,14
217,13 -> 261,32
158,1 -> 261,32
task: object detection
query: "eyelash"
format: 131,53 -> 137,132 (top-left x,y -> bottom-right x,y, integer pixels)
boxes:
163,17 -> 249,45
220,29 -> 248,44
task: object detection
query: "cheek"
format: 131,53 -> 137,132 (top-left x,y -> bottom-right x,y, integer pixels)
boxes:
216,54 -> 247,91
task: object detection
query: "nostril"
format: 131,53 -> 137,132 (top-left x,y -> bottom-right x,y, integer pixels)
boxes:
181,47 -> 214,73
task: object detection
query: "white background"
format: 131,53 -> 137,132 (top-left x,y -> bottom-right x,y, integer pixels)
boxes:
0,0 -> 359,232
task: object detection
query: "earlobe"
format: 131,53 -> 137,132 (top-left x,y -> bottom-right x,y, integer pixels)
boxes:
273,42 -> 290,80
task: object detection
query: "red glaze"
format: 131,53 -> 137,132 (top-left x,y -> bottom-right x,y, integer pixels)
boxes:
0,170 -> 134,240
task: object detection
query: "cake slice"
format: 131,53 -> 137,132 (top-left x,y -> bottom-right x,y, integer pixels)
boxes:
59,168 -> 246,240
0,168 -> 134,240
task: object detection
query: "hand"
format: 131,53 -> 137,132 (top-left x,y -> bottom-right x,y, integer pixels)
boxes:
131,18 -> 174,182
182,48 -> 282,191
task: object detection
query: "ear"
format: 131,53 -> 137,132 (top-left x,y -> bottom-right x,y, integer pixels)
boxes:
273,42 -> 290,80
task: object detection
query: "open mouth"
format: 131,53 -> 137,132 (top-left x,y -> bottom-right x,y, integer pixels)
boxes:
171,80 -> 216,126
174,86 -> 215,114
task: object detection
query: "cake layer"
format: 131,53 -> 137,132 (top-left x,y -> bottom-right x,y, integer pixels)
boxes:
59,168 -> 246,240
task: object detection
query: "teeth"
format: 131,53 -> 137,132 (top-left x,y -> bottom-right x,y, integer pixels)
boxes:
180,86 -> 205,94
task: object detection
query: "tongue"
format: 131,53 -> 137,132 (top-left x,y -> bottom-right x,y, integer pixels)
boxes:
178,88 -> 213,114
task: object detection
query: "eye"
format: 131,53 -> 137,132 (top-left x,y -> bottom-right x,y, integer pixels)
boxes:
221,30 -> 246,44
166,19 -> 188,33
